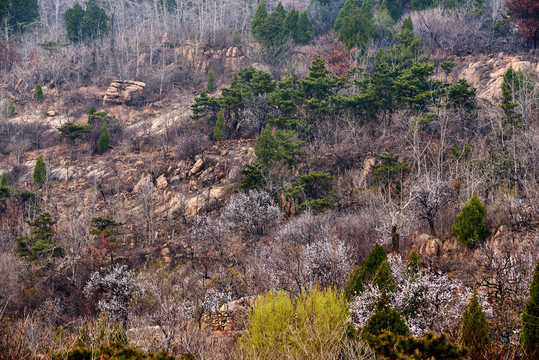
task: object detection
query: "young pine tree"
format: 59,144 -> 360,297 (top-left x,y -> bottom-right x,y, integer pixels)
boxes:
214,109 -> 226,142
459,291 -> 490,357
33,83 -> 44,102
453,195 -> 487,248
0,172 -> 7,187
33,155 -> 47,187
521,260 -> 539,350
206,66 -> 216,93
97,122 -> 110,154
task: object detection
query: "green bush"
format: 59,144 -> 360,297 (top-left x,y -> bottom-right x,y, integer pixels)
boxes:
53,342 -> 176,360
97,121 -> 110,154
363,294 -> 410,340
33,83 -> 44,102
239,288 -> 368,359
521,260 -> 539,350
453,195 -> 487,248
0,172 -> 7,187
65,0 -> 110,43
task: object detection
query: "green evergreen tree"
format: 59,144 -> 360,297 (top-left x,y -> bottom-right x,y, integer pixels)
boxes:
10,0 -> 39,30
240,162 -> 269,190
273,2 -> 286,21
33,155 -> 47,188
57,122 -> 91,142
251,0 -> 268,40
65,0 -> 110,43
2,98 -> 15,117
294,11 -> 312,45
284,8 -> 299,40
334,0 -> 356,33
97,121 -> 110,154
336,1 -> 374,49
214,109 -> 226,142
206,66 -> 216,93
500,66 -> 529,139
383,0 -> 402,22
459,291 -> 490,356
372,259 -> 394,290
0,0 -> 9,24
521,260 -> 539,350
363,294 -> 410,340
80,0 -> 110,40
453,195 -> 487,248
255,125 -> 279,167
0,172 -> 7,187
190,92 -> 221,120
411,0 -> 436,10
33,83 -> 44,102
65,3 -> 85,42
232,28 -> 242,45
344,243 -> 387,298
16,212 -> 64,261
90,217 -> 125,242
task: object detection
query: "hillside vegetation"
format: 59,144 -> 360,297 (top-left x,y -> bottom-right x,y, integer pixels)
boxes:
1,0 -> 538,359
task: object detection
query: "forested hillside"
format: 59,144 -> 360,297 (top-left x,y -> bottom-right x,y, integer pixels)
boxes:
1,0 -> 538,359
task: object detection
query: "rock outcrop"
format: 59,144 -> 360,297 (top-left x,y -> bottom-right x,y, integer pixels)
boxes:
104,80 -> 146,104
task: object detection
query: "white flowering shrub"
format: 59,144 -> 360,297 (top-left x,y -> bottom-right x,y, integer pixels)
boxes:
84,264 -> 140,327
350,255 -> 490,337
221,190 -> 282,237
302,236 -> 351,288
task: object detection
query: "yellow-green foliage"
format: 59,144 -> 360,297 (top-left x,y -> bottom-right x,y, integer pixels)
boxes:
239,288 -> 369,360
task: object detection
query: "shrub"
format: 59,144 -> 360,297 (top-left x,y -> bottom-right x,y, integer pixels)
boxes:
33,83 -> 44,102
453,195 -> 487,248
33,155 -> 46,187
0,172 -> 7,187
521,260 -> 539,350
239,288 -> 368,359
97,121 -> 110,154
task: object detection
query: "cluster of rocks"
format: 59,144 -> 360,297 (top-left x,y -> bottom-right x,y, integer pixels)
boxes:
203,296 -> 255,335
177,45 -> 248,72
104,80 -> 146,104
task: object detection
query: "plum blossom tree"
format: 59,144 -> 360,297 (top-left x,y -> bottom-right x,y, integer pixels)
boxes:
84,264 -> 140,328
350,254 -> 491,337
221,190 -> 281,238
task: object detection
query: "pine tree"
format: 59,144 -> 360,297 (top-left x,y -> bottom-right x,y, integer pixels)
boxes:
251,0 -> 268,40
65,0 -> 110,43
284,8 -> 298,40
97,122 -> 110,154
33,155 -> 46,188
453,195 -> 487,248
363,294 -> 410,339
33,83 -> 44,102
459,291 -> 490,356
206,66 -> 216,93
16,212 -> 64,261
336,1 -> 374,49
65,3 -> 85,43
10,0 -> 39,30
80,0 -> 110,40
334,0 -> 356,33
214,109 -> 226,142
373,259 -> 394,290
295,11 -> 312,45
0,0 -> 9,24
344,243 -> 387,298
521,260 -> 539,349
